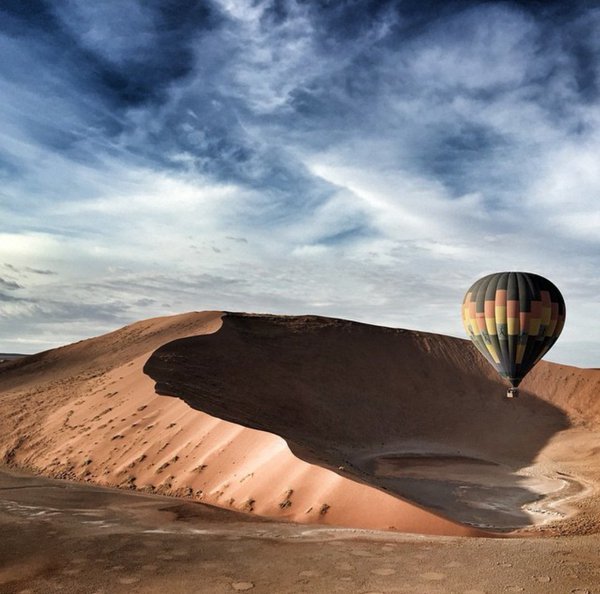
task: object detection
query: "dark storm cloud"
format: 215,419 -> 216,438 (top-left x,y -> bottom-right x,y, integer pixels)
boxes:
279,1 -> 598,196
2,0 -> 597,209
1,0 -> 599,365
0,1 -> 224,191
0,0 -> 344,224
1,0 -> 218,107
422,124 -> 508,196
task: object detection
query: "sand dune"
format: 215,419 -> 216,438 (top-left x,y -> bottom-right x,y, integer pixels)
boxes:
1,311 -> 599,537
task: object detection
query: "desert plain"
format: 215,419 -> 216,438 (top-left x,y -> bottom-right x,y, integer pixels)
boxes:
1,311 -> 599,593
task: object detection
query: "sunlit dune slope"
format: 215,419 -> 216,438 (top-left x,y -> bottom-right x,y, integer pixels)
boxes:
144,313 -> 600,535
0,312 -> 477,535
1,311 -> 599,536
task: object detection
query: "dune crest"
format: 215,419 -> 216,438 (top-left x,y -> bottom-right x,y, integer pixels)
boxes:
1,311 -> 599,536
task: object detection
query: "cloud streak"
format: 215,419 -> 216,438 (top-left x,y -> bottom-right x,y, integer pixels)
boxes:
0,0 -> 598,367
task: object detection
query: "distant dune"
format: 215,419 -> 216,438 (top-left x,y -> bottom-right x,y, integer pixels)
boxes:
1,312 -> 599,537
0,353 -> 27,364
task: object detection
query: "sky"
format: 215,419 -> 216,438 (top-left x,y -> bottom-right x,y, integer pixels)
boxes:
0,0 -> 598,368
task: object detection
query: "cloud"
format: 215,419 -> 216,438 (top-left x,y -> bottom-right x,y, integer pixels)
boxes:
25,267 -> 57,275
0,277 -> 22,291
0,0 -> 598,367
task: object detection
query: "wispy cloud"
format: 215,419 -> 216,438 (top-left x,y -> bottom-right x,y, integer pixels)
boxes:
0,1 -> 598,367
0,277 -> 22,291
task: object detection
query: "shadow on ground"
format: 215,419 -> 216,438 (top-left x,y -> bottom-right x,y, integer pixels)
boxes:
144,313 -> 571,531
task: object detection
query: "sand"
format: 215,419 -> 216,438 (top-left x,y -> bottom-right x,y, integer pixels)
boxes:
2,468 -> 600,594
144,313 -> 600,536
0,311 -> 599,539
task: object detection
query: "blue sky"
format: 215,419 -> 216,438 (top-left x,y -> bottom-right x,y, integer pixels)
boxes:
0,0 -> 598,367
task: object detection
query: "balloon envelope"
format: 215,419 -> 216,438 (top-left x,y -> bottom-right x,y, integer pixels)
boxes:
462,272 -> 566,387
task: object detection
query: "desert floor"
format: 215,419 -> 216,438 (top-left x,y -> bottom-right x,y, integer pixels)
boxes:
2,313 -> 599,593
1,468 -> 598,594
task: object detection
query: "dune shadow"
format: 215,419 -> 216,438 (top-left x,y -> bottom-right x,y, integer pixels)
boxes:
143,313 -> 571,531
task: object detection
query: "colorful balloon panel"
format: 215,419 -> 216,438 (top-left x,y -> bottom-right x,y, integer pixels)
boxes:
462,272 -> 566,387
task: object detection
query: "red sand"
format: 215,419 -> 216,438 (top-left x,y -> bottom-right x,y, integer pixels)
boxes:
1,311 -> 599,537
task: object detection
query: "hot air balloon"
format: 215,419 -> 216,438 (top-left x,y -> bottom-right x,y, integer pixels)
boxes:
461,272 -> 566,398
